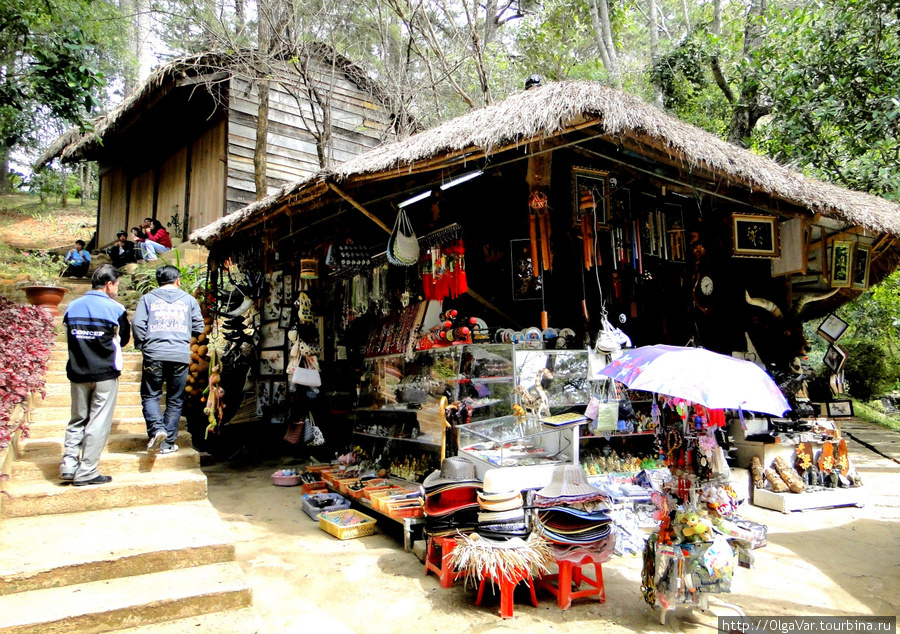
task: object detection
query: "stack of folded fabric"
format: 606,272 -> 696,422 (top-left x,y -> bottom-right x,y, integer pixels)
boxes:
423,457 -> 482,536
531,465 -> 616,562
475,490 -> 528,539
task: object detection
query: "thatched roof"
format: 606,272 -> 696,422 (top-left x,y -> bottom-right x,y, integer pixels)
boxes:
190,80 -> 900,247
36,46 -> 392,170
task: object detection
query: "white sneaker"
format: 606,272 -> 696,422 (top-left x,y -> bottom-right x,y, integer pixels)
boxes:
147,430 -> 167,452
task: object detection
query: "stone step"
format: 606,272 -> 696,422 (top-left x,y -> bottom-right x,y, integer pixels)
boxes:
0,561 -> 251,633
0,501 -> 234,595
19,431 -> 194,459
108,608 -> 266,634
11,448 -> 200,481
31,405 -> 145,423
36,391 -> 144,408
1,469 -> 208,517
27,418 -> 187,440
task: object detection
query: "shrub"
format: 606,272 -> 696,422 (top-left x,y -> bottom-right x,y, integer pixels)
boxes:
841,340 -> 897,402
0,295 -> 54,448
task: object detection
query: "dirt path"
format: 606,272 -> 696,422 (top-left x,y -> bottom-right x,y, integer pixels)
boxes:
203,423 -> 899,633
0,194 -> 94,251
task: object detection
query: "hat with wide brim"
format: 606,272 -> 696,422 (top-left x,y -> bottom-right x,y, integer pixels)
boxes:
478,508 -> 525,524
423,457 -> 481,492
477,491 -> 523,512
536,465 -> 602,499
424,486 -> 480,517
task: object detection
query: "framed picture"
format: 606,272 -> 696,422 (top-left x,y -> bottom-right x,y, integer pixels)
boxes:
830,241 -> 853,288
817,313 -> 849,343
260,321 -> 285,348
852,244 -> 871,290
826,400 -> 854,418
573,167 -> 610,226
823,344 -> 848,373
732,214 -> 779,258
510,239 -> 543,301
259,350 -> 285,376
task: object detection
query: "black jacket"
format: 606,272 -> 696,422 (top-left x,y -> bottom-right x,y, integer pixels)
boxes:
63,291 -> 130,382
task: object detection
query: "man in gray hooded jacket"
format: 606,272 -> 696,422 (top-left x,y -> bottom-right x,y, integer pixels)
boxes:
132,265 -> 203,454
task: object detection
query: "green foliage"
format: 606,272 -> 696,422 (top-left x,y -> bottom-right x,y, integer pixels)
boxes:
851,398 -> 900,432
131,251 -> 207,298
0,0 -> 124,154
754,0 -> 900,198
840,339 -> 898,401
17,250 -> 66,286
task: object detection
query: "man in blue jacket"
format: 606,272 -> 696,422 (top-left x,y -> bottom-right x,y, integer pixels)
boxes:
63,239 -> 92,278
61,264 -> 129,485
132,265 -> 203,454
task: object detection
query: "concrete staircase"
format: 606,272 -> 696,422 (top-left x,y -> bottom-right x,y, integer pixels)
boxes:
0,282 -> 262,633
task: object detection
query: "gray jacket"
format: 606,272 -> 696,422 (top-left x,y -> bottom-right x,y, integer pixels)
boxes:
132,286 -> 203,364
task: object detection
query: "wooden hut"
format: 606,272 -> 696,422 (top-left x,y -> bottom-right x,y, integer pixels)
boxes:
37,48 -> 398,247
190,80 -> 900,374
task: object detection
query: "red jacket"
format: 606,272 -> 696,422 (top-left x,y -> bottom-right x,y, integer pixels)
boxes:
147,227 -> 172,249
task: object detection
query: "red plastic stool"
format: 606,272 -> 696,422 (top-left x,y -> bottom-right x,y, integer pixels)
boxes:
475,567 -> 538,619
424,535 -> 464,588
537,554 -> 605,610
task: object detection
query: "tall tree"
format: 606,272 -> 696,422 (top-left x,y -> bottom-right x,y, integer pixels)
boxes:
754,0 -> 900,198
0,0 -> 122,193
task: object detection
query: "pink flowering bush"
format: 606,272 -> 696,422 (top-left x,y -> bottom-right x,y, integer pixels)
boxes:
0,294 -> 54,448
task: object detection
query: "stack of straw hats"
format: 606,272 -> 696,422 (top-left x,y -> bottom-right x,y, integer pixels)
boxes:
422,457 -> 481,534
532,465 -> 615,552
475,490 -> 527,539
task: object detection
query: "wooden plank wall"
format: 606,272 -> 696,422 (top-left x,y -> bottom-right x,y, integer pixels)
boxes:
98,166 -> 128,246
157,147 -> 188,240
128,169 -> 155,229
226,60 -> 392,213
189,119 -> 226,231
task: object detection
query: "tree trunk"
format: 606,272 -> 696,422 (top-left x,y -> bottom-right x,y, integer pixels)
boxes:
85,163 -> 92,202
648,0 -> 663,108
255,79 -> 269,200
0,143 -> 9,195
79,163 -> 85,206
235,0 -> 245,33
60,164 -> 68,207
726,0 -> 769,146
588,0 -> 621,88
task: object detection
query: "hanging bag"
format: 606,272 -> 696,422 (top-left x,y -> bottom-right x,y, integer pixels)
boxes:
304,411 -> 325,446
291,354 -> 322,387
388,209 -> 419,266
592,379 -> 620,433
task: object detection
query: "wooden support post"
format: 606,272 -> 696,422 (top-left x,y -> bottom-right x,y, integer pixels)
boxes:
327,182 -> 392,234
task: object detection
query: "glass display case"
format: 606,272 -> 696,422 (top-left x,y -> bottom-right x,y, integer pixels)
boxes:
457,414 -> 583,476
456,343 -> 515,420
514,349 -> 594,409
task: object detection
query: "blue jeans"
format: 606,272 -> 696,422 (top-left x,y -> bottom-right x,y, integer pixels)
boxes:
139,240 -> 170,261
140,359 -> 188,448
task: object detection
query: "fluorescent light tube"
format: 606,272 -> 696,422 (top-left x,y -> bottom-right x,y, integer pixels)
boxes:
398,191 -> 432,208
440,170 -> 483,190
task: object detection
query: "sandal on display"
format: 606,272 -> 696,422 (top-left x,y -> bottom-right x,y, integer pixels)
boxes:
836,439 -> 849,477
765,467 -> 789,493
818,441 -> 835,473
795,442 -> 814,473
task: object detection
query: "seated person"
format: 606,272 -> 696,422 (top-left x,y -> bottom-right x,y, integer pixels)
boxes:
137,218 -> 172,261
63,239 -> 91,277
105,230 -> 138,268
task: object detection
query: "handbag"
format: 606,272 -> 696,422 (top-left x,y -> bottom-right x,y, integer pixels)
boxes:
592,380 -> 620,433
387,209 -> 419,266
304,412 -> 325,447
291,354 -> 321,387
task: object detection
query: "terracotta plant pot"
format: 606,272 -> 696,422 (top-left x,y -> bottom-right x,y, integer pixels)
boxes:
23,285 -> 68,317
